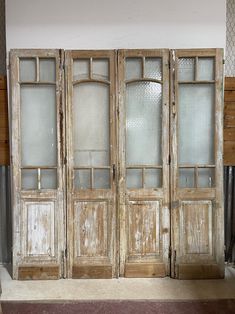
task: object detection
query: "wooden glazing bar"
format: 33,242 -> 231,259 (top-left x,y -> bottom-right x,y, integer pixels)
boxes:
178,164 -> 215,168
126,78 -> 163,84
89,58 -> 93,79
73,79 -> 110,85
91,167 -> 94,189
36,57 -> 40,82
21,166 -> 57,169
195,57 -> 198,81
178,81 -> 215,84
195,166 -> 198,188
142,57 -> 145,79
73,166 -> 110,170
142,168 -> 145,188
19,81 -> 56,85
37,168 -> 41,190
126,165 -> 163,169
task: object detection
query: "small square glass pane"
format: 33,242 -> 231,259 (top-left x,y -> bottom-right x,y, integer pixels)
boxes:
74,169 -> 91,189
145,58 -> 162,80
179,168 -> 194,188
198,168 -> 215,188
41,169 -> 57,189
40,58 -> 56,82
178,58 -> 195,81
93,59 -> 109,80
20,58 -> 36,82
73,59 -> 89,80
198,58 -> 214,81
125,58 -> 142,80
94,169 -> 110,189
21,169 -> 37,190
145,169 -> 162,188
126,169 -> 142,189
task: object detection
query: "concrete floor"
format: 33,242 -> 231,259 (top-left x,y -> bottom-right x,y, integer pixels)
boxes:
1,265 -> 235,301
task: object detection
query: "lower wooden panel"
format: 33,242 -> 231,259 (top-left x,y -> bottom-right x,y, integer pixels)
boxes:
72,265 -> 112,279
177,264 -> 223,279
125,263 -> 166,278
18,266 -> 59,280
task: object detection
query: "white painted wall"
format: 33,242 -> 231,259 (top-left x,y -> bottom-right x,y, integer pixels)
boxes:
6,0 -> 226,52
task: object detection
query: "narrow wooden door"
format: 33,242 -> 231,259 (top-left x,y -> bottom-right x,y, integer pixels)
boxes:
170,49 -> 224,279
118,50 -> 170,277
65,50 -> 117,278
10,49 -> 65,279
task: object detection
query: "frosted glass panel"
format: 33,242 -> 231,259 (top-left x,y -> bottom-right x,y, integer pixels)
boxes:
198,58 -> 214,81
145,169 -> 162,188
40,59 -> 56,82
74,169 -> 90,189
145,58 -> 162,80
125,58 -> 142,80
94,169 -> 110,189
73,59 -> 89,80
126,82 -> 162,166
126,169 -> 142,189
21,169 -> 37,190
198,168 -> 214,188
178,84 -> 215,165
20,86 -> 57,166
41,169 -> 57,189
178,58 -> 195,81
20,58 -> 36,81
179,169 -> 194,188
93,59 -> 109,80
73,83 -> 109,167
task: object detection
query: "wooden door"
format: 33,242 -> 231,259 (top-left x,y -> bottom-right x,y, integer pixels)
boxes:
65,50 -> 117,278
170,49 -> 224,279
118,50 -> 170,277
10,49 -> 65,279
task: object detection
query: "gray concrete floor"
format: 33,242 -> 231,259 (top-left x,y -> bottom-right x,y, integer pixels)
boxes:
1,265 -> 235,301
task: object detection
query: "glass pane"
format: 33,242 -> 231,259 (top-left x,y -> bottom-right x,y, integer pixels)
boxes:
93,59 -> 109,80
73,83 -> 109,167
126,169 -> 142,188
74,169 -> 91,189
21,169 -> 37,190
73,59 -> 89,80
20,85 -> 57,167
20,58 -> 36,81
125,58 -> 142,80
178,84 -> 215,165
145,58 -> 162,80
179,168 -> 194,188
198,168 -> 215,188
126,82 -> 162,166
41,169 -> 57,189
40,58 -> 56,82
145,169 -> 162,188
94,169 -> 110,189
178,58 -> 195,81
198,58 -> 214,81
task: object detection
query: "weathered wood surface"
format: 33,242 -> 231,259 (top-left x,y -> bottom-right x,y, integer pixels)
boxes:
224,77 -> 235,165
72,265 -> 112,279
18,266 -> 59,280
0,75 -> 9,165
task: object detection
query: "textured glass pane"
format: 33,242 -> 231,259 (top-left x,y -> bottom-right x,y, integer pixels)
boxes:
198,168 -> 214,188
145,169 -> 162,188
21,169 -> 37,190
20,86 -> 57,167
40,59 -> 56,82
178,58 -> 195,81
125,58 -> 142,80
94,169 -> 110,189
145,58 -> 162,80
93,59 -> 109,80
73,83 -> 109,167
198,58 -> 214,81
126,82 -> 162,166
179,169 -> 194,188
74,169 -> 91,189
20,58 -> 36,81
73,59 -> 89,80
178,84 -> 215,165
41,169 -> 57,189
126,169 -> 142,188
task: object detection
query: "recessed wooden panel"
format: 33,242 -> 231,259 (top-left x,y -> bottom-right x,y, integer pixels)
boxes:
177,264 -> 223,279
74,201 -> 108,258
128,201 -> 160,257
23,201 -> 55,257
72,265 -> 112,279
125,263 -> 165,278
18,265 -> 59,280
181,201 -> 212,255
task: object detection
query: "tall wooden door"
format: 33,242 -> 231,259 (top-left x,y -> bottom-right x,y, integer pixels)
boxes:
118,50 -> 170,277
170,49 -> 224,279
65,50 -> 117,278
10,49 -> 65,280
